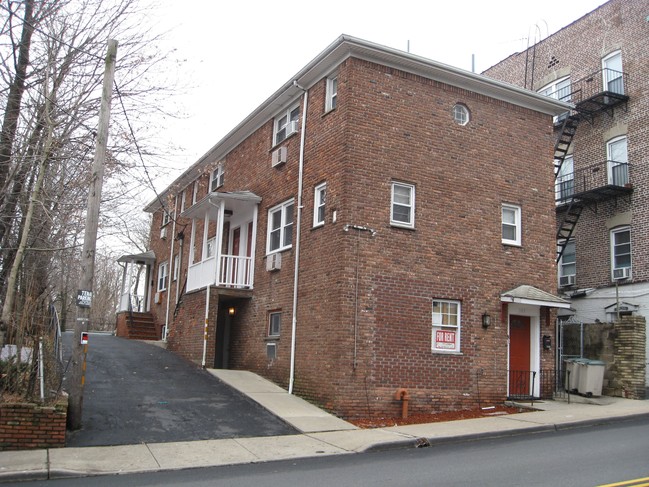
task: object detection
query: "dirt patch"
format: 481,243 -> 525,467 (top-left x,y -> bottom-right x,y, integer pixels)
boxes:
350,405 -> 525,429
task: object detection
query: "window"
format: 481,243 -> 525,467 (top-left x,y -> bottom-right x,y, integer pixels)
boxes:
555,155 -> 574,202
180,189 -> 187,213
267,199 -> 294,253
173,254 -> 180,281
313,183 -> 326,227
538,76 -> 571,102
210,164 -> 224,192
607,136 -> 628,186
161,210 -> 171,227
269,312 -> 281,337
192,181 -> 199,205
274,105 -> 300,145
206,237 -> 216,259
558,240 -> 576,287
432,300 -> 461,353
157,261 -> 168,292
502,204 -> 521,246
391,182 -> 415,228
603,51 -> 623,94
611,227 -> 631,279
325,76 -> 338,111
452,104 -> 469,125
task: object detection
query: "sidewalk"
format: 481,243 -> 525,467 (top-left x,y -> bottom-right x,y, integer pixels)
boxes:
2,370 -> 649,483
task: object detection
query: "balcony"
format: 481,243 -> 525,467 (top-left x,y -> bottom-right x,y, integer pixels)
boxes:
556,160 -> 632,205
182,191 -> 261,293
570,68 -> 629,118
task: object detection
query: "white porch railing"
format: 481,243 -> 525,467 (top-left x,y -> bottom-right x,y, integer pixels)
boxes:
187,254 -> 253,291
119,292 -> 146,312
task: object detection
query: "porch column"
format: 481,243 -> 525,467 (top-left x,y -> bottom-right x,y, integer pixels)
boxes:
249,204 -> 259,288
214,200 -> 225,286
119,262 -> 129,311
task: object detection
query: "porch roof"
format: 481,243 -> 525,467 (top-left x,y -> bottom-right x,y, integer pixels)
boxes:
501,285 -> 571,309
117,250 -> 156,265
181,191 -> 262,220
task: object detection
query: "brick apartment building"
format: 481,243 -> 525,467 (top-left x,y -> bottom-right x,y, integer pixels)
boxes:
484,0 -> 649,391
116,35 -> 571,418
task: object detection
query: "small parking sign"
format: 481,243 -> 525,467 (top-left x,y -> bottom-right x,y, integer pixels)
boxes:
77,290 -> 92,308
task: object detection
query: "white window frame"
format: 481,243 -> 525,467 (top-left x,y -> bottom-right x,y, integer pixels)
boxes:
558,240 -> 576,287
313,182 -> 326,227
432,300 -> 461,353
205,237 -> 216,259
452,104 -> 469,126
602,50 -> 624,95
555,155 -> 574,203
267,199 -> 294,254
325,76 -> 338,112
502,204 -> 521,246
611,226 -> 631,279
172,254 -> 180,281
192,181 -> 199,205
180,188 -> 187,213
538,76 -> 571,102
157,261 -> 168,292
269,312 -> 281,337
210,163 -> 224,192
606,136 -> 628,186
161,210 -> 171,227
274,105 -> 300,146
391,182 -> 415,229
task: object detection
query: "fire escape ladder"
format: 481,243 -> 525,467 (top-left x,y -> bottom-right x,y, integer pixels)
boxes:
553,114 -> 580,176
556,199 -> 583,263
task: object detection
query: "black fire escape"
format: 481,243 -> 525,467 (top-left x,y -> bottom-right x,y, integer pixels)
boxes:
554,68 -> 631,262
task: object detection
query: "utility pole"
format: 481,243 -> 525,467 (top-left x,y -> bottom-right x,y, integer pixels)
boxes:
67,39 -> 118,430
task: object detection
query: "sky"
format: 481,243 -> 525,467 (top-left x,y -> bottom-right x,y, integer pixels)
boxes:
146,0 -> 607,191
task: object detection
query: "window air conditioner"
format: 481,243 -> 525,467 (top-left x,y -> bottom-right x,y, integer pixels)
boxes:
266,252 -> 282,271
287,120 -> 299,136
160,226 -> 167,240
272,146 -> 287,167
559,275 -> 576,287
154,292 -> 161,304
613,267 -> 631,280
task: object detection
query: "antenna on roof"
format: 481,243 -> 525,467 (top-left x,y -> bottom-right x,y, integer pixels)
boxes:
407,40 -> 410,53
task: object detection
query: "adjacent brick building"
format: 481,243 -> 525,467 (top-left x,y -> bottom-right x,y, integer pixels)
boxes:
484,0 -> 649,392
117,36 -> 570,418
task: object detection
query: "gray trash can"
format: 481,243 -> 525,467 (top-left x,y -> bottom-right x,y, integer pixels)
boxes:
577,359 -> 606,397
564,358 -> 586,392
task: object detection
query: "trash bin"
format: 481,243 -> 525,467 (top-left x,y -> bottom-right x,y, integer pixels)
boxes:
576,359 -> 606,397
564,358 -> 586,392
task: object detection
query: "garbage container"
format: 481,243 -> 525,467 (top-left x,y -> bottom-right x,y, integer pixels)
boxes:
564,358 -> 586,392
576,359 -> 606,397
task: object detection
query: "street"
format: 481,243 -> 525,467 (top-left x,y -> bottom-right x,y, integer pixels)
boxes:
10,416 -> 649,486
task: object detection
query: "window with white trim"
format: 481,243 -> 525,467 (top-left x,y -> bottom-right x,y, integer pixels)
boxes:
611,226 -> 631,280
432,300 -> 461,353
325,76 -> 338,112
206,237 -> 216,259
452,104 -> 469,125
269,311 -> 281,337
391,182 -> 415,228
267,199 -> 294,253
555,155 -> 574,203
157,261 -> 168,292
161,210 -> 171,227
274,105 -> 300,145
180,189 -> 187,213
192,181 -> 199,205
602,50 -> 624,95
173,254 -> 180,281
502,204 -> 521,246
606,136 -> 628,186
210,163 -> 224,192
538,76 -> 571,102
558,240 -> 576,287
313,183 -> 326,227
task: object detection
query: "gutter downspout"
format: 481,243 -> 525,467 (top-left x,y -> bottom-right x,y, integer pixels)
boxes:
289,82 -> 308,394
164,196 -> 178,341
202,284 -> 210,368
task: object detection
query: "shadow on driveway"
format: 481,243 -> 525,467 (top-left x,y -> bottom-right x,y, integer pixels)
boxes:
63,333 -> 297,447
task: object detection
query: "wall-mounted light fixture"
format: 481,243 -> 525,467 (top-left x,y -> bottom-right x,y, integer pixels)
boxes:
228,307 -> 236,316
482,312 -> 491,328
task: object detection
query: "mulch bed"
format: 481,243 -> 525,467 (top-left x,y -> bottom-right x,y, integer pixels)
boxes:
349,405 -> 525,429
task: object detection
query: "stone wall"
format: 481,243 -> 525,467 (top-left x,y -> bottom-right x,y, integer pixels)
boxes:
0,395 -> 67,451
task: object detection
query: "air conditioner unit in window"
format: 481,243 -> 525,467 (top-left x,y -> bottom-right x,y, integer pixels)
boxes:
559,275 -> 576,287
287,120 -> 299,136
154,292 -> 161,304
160,226 -> 167,240
613,267 -> 631,280
266,252 -> 282,271
271,146 -> 287,167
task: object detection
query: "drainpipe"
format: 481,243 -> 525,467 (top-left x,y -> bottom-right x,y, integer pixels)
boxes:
163,196 -> 178,341
202,284 -> 210,368
289,82 -> 308,395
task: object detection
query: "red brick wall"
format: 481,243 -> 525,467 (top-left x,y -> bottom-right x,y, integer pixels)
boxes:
484,0 -> 649,293
148,55 -> 559,418
0,396 -> 67,451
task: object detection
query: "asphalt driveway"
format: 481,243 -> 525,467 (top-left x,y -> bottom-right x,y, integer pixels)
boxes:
63,333 -> 297,447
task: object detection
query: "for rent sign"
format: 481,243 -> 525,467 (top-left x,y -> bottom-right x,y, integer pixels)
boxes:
435,330 -> 456,350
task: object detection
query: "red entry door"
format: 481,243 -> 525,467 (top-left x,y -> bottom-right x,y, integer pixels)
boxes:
509,315 -> 531,397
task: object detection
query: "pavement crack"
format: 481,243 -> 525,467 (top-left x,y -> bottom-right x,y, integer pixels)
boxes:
144,443 -> 162,468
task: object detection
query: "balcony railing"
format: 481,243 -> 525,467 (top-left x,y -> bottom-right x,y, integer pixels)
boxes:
555,160 -> 631,204
187,254 -> 253,291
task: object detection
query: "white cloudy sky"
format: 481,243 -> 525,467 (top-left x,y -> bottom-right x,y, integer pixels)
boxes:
145,0 -> 606,189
